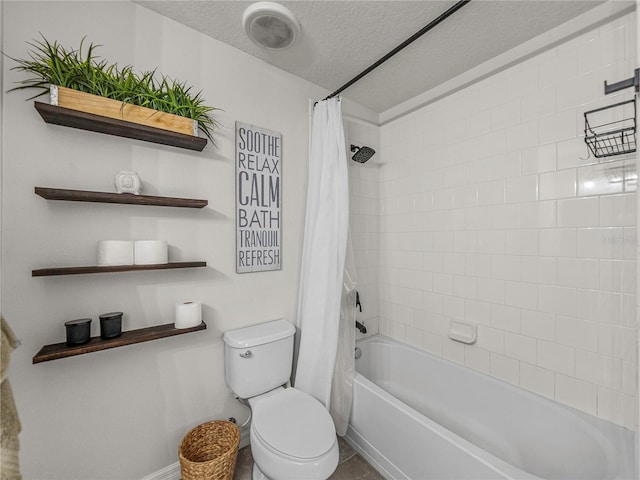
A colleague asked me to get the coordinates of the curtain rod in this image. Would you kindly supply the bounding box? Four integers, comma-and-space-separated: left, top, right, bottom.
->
323, 0, 471, 102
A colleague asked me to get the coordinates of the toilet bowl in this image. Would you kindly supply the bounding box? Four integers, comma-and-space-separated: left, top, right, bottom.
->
249, 388, 339, 480
223, 319, 339, 480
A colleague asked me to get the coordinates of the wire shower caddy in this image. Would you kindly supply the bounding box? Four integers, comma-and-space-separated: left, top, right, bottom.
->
584, 99, 636, 159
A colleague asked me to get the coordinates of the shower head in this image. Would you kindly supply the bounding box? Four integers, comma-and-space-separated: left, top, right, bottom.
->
350, 144, 375, 163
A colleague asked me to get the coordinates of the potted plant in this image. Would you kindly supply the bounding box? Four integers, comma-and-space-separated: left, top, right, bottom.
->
7, 36, 218, 142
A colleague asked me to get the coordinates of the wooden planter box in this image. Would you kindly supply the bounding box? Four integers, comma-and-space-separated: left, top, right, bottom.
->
50, 85, 198, 137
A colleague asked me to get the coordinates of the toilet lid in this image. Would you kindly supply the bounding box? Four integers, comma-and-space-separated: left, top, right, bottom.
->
252, 388, 336, 460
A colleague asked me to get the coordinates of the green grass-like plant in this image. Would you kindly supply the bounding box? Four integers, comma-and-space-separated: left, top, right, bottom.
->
7, 35, 219, 141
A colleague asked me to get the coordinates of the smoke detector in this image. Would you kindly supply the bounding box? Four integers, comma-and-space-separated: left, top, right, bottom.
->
243, 2, 300, 50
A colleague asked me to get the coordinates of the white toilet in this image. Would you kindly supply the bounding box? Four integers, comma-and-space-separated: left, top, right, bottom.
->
223, 319, 339, 480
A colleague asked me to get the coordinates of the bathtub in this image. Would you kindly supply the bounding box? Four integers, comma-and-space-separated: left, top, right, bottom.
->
346, 335, 635, 480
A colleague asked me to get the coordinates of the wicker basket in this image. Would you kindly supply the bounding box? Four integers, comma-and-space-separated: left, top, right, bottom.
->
179, 420, 240, 480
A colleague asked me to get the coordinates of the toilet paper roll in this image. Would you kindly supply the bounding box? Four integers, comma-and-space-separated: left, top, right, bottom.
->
134, 240, 168, 265
175, 301, 202, 329
97, 240, 134, 266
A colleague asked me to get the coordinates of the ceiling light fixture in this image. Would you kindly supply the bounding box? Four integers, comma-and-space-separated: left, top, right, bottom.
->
242, 2, 300, 50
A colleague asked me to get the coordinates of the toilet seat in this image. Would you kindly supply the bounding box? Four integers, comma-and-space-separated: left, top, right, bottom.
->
250, 388, 339, 479
252, 388, 336, 459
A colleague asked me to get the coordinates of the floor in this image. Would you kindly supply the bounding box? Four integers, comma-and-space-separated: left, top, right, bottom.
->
233, 436, 385, 480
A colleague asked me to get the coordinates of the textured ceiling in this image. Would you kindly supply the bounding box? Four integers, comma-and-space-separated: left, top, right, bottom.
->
134, 0, 609, 113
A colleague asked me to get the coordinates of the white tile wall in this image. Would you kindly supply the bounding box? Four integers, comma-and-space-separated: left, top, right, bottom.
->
347, 119, 380, 339
375, 12, 638, 429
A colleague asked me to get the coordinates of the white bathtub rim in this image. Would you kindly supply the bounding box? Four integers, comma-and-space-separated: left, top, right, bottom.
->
350, 370, 536, 480
353, 334, 633, 480
355, 335, 628, 479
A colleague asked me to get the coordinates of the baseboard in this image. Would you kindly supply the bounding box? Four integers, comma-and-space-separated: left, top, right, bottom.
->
140, 462, 181, 480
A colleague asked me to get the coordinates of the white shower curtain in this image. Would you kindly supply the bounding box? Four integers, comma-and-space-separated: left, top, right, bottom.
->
330, 233, 357, 435
294, 97, 350, 410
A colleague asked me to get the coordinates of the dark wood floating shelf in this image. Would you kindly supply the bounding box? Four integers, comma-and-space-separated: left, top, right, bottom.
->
32, 261, 207, 277
33, 321, 207, 364
35, 186, 208, 209
34, 102, 207, 152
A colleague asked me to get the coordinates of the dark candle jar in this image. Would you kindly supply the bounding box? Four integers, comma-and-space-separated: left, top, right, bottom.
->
65, 318, 92, 346
99, 312, 123, 339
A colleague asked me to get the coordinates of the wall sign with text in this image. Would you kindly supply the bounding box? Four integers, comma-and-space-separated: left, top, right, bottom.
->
235, 121, 282, 273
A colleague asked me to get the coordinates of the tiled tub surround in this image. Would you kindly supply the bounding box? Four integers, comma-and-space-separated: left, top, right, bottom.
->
347, 118, 381, 337
377, 13, 638, 429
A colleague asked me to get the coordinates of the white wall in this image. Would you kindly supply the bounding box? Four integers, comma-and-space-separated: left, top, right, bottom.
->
378, 10, 638, 429
0, 2, 375, 478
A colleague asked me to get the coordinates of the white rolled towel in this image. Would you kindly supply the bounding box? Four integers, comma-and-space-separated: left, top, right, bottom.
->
134, 240, 168, 265
97, 240, 134, 266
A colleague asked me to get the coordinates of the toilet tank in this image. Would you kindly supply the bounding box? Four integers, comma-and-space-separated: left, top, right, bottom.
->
223, 319, 296, 399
